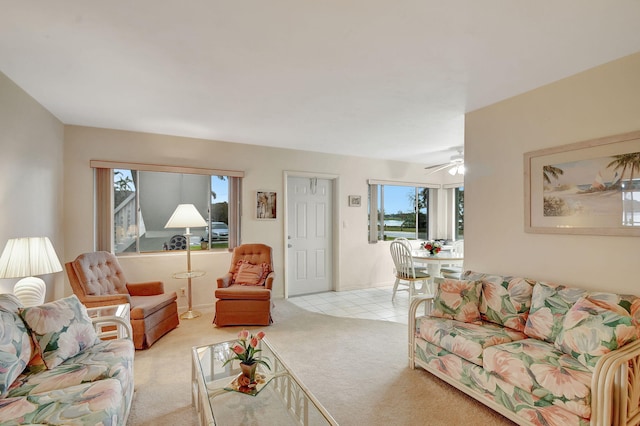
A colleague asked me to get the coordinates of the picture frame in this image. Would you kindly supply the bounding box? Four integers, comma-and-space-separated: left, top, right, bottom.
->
524, 130, 640, 236
256, 191, 277, 220
348, 195, 361, 207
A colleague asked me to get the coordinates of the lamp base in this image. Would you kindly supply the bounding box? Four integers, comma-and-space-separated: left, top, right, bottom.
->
180, 310, 201, 320
13, 276, 46, 307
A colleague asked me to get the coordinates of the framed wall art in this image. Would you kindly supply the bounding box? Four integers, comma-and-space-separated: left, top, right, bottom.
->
524, 130, 640, 236
256, 191, 277, 220
348, 195, 361, 207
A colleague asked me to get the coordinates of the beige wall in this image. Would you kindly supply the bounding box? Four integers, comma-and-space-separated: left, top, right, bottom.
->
464, 52, 640, 293
63, 126, 448, 311
0, 72, 65, 300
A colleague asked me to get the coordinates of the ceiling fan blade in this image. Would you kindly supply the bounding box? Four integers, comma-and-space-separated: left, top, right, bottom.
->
425, 163, 454, 175
424, 162, 448, 171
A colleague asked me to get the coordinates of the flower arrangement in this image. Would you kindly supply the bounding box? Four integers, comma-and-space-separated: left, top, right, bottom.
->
423, 240, 442, 255
223, 329, 271, 370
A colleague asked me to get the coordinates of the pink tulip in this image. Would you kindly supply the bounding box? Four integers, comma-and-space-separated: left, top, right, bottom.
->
255, 331, 265, 340
250, 337, 259, 348
238, 329, 250, 340
233, 344, 245, 354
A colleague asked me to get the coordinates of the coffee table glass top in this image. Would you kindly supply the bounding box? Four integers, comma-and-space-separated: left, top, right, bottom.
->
192, 338, 336, 426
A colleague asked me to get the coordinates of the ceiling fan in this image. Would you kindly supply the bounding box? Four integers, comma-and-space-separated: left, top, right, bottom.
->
424, 148, 465, 175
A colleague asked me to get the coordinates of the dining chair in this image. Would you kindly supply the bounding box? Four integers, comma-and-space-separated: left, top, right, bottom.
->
389, 241, 431, 301
394, 238, 429, 273
440, 240, 464, 279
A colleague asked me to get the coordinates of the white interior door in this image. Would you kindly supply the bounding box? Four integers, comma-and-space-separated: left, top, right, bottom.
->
287, 177, 332, 296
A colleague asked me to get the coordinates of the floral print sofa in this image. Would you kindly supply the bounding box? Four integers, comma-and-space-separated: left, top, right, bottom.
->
0, 294, 134, 425
409, 271, 640, 426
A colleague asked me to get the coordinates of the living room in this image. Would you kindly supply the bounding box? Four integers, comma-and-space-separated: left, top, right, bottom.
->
2, 3, 640, 425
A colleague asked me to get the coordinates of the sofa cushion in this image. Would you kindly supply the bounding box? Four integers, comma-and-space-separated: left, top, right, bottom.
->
6, 338, 134, 402
0, 379, 126, 425
0, 309, 32, 398
589, 291, 640, 337
430, 279, 482, 324
462, 271, 535, 332
483, 338, 593, 420
523, 282, 588, 344
20, 295, 99, 370
417, 316, 527, 366
554, 296, 638, 368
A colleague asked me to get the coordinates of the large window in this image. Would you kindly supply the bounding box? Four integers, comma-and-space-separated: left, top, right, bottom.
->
368, 180, 437, 242
93, 161, 243, 254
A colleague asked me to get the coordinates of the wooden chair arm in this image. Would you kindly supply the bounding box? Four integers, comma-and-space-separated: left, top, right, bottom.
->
126, 281, 164, 296
80, 294, 131, 308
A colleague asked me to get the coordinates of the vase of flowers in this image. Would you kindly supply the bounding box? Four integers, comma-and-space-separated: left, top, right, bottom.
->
223, 330, 271, 385
423, 241, 442, 255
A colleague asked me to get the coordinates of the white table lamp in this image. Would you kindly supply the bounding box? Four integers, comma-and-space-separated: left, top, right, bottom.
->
0, 237, 63, 306
165, 204, 207, 319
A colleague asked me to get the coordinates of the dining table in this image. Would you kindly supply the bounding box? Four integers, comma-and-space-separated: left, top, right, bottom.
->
411, 249, 464, 278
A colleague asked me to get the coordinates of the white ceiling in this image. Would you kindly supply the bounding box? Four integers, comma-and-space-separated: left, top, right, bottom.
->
2, 1, 640, 166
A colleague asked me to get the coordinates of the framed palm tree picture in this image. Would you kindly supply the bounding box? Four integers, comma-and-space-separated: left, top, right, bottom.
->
524, 130, 640, 236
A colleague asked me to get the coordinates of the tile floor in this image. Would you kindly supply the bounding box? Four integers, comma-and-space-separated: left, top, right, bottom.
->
287, 286, 412, 324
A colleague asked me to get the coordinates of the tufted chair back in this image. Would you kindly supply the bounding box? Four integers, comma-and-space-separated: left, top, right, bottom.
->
227, 243, 273, 276
68, 251, 129, 297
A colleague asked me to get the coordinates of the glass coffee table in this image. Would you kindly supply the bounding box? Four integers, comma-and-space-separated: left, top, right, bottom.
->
192, 338, 337, 426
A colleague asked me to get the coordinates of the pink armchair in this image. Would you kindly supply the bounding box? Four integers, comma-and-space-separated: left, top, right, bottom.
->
213, 243, 274, 327
66, 251, 179, 349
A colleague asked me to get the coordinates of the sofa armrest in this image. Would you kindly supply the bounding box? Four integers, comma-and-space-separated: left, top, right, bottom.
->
591, 339, 640, 426
217, 273, 233, 288
91, 315, 133, 341
126, 281, 164, 296
408, 295, 435, 370
81, 294, 131, 308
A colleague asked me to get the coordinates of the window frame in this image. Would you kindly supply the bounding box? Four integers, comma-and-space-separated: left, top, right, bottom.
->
443, 183, 464, 241
91, 160, 244, 254
367, 179, 440, 243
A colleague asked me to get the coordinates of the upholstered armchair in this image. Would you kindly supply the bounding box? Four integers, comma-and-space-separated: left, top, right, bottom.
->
65, 251, 179, 349
213, 243, 274, 327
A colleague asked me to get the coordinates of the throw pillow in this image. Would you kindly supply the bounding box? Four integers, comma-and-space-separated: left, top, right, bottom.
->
430, 279, 482, 323
0, 309, 32, 398
523, 282, 588, 344
477, 273, 535, 332
555, 296, 638, 368
20, 295, 99, 370
235, 261, 270, 286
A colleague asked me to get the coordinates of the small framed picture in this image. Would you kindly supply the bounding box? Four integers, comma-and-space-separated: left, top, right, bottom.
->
348, 195, 361, 207
256, 191, 277, 220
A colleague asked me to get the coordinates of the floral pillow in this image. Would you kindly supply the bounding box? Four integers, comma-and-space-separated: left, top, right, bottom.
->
20, 295, 99, 369
233, 260, 270, 286
523, 281, 588, 343
555, 296, 638, 368
463, 272, 535, 332
0, 309, 32, 397
430, 279, 482, 323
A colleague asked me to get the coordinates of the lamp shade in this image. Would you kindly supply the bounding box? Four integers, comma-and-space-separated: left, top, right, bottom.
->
0, 237, 63, 279
164, 204, 207, 229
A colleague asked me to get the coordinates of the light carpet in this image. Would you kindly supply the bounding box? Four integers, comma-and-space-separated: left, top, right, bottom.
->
128, 299, 515, 426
